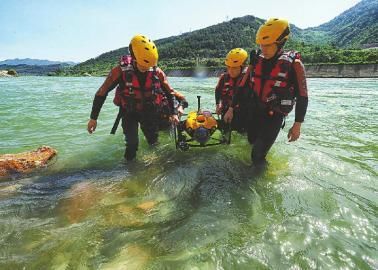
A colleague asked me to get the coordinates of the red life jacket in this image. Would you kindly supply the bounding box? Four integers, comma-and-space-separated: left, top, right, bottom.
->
250, 51, 300, 115
113, 55, 166, 112
220, 70, 245, 108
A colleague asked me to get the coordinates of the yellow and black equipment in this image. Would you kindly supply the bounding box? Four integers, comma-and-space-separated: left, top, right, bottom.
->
173, 96, 231, 151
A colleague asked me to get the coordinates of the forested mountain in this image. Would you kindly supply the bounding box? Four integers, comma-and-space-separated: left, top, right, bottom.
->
59, 0, 378, 76
308, 0, 378, 48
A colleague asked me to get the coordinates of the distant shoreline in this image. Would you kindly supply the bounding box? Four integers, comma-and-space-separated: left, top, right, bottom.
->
165, 63, 378, 78
2, 63, 377, 78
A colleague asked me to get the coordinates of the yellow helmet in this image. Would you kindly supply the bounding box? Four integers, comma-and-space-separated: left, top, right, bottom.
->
256, 18, 290, 45
130, 34, 158, 68
225, 48, 248, 67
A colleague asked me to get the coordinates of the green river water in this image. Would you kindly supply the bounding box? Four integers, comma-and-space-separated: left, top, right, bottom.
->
0, 76, 377, 269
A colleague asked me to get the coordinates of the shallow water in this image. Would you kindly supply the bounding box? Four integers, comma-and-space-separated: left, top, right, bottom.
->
0, 76, 377, 269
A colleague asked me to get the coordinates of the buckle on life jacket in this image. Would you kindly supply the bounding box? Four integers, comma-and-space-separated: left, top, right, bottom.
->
266, 94, 277, 102
281, 100, 293, 106
279, 54, 293, 63
223, 86, 232, 95
274, 81, 282, 87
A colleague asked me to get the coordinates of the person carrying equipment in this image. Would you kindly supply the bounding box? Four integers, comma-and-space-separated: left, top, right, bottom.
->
215, 48, 248, 133
87, 34, 187, 161
224, 18, 309, 166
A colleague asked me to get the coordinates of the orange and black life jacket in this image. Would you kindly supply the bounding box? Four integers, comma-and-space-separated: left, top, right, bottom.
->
219, 70, 245, 108
250, 51, 300, 115
220, 74, 237, 107
113, 55, 167, 112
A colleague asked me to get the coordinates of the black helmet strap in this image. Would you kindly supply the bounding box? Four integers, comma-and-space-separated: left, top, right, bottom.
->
276, 27, 290, 44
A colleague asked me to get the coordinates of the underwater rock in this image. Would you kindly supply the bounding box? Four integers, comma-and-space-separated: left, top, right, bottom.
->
0, 146, 57, 178
60, 181, 102, 224
136, 201, 157, 212
101, 244, 150, 270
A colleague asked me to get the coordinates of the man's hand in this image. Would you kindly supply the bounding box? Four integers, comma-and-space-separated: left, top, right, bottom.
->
177, 105, 184, 117
215, 104, 222, 115
170, 115, 180, 125
288, 122, 301, 142
223, 107, 234, 123
87, 119, 97, 134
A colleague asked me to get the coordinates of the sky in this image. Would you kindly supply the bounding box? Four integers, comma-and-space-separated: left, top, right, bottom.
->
0, 0, 360, 62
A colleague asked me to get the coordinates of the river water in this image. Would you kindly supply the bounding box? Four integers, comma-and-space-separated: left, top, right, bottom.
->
0, 76, 377, 269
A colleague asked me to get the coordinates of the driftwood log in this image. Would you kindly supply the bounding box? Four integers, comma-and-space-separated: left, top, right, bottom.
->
0, 146, 57, 178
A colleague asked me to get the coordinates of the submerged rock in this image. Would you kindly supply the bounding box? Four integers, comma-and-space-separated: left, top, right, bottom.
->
59, 181, 102, 224
0, 146, 57, 178
101, 244, 150, 270
136, 200, 157, 212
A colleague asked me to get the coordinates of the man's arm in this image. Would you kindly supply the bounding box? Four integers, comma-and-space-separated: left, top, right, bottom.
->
156, 68, 181, 124
88, 66, 122, 134
292, 59, 308, 123
288, 59, 308, 141
215, 74, 225, 105
90, 66, 122, 120
157, 68, 179, 115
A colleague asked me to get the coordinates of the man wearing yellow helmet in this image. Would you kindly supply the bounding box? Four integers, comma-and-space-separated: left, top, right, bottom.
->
215, 48, 248, 133
224, 18, 309, 166
87, 34, 187, 161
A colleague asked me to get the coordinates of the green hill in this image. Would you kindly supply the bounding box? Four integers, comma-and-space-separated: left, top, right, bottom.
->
308, 0, 378, 48
59, 0, 378, 76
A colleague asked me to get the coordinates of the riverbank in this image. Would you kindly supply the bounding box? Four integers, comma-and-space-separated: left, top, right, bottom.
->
3, 63, 377, 78
165, 63, 378, 78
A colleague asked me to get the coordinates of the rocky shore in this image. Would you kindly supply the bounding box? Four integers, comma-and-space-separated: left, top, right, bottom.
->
0, 70, 17, 77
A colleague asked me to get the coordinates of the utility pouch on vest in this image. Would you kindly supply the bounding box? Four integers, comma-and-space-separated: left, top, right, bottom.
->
269, 87, 295, 115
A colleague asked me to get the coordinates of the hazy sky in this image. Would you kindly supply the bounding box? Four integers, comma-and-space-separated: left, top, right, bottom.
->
0, 0, 360, 62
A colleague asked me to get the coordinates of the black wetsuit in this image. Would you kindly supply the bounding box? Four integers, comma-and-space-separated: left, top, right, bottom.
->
233, 53, 308, 165
121, 69, 159, 159
90, 63, 182, 161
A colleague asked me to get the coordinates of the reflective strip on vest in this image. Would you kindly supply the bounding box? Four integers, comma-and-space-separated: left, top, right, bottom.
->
274, 81, 282, 87
281, 100, 293, 106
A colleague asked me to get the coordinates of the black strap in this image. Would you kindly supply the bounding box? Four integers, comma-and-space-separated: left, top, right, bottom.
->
281, 116, 286, 129
135, 70, 147, 107
110, 107, 123, 134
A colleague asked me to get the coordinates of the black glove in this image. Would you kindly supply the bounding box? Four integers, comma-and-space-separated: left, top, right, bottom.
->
249, 49, 261, 66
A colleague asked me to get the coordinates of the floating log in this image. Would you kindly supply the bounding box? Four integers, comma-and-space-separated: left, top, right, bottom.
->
0, 146, 57, 178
